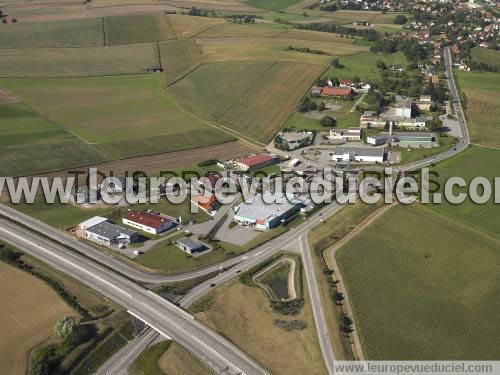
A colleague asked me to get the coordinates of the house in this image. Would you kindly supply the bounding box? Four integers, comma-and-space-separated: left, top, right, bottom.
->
331, 147, 385, 163
175, 237, 207, 254
390, 64, 404, 71
191, 194, 218, 216
84, 221, 138, 246
429, 74, 439, 83
233, 154, 278, 171
233, 193, 301, 230
122, 211, 177, 235
360, 111, 379, 127
415, 95, 432, 111
339, 79, 354, 87
321, 87, 354, 98
311, 86, 323, 96
328, 128, 361, 141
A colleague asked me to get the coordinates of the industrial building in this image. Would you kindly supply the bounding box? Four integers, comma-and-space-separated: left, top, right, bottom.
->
233, 154, 278, 171
331, 147, 385, 163
367, 132, 433, 146
175, 237, 207, 254
81, 217, 138, 246
328, 128, 361, 142
233, 193, 301, 230
123, 211, 177, 235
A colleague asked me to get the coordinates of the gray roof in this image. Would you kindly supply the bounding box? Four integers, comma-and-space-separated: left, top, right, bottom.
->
234, 193, 299, 222
86, 221, 136, 240
176, 237, 205, 251
332, 147, 385, 157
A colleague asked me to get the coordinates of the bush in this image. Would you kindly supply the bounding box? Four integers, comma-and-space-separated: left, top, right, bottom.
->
320, 116, 336, 127
271, 299, 304, 315
274, 319, 307, 331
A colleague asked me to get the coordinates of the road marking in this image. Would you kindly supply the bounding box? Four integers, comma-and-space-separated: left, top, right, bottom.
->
0, 224, 132, 298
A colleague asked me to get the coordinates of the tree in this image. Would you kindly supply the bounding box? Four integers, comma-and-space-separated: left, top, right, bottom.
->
376, 59, 387, 70
318, 101, 326, 111
320, 116, 336, 127
394, 15, 407, 25
11, 18, 17, 23
331, 58, 341, 68
427, 117, 443, 131
55, 316, 78, 340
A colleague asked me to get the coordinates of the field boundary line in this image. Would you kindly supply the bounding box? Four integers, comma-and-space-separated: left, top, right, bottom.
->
322, 202, 398, 361
470, 142, 500, 150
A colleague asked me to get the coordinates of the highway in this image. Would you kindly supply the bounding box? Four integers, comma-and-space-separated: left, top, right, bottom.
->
0, 46, 470, 374
0, 218, 268, 375
299, 235, 337, 374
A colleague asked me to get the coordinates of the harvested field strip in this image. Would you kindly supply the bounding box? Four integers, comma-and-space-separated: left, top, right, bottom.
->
0, 262, 74, 375
0, 44, 158, 77
34, 140, 259, 178
0, 88, 21, 104
166, 14, 225, 38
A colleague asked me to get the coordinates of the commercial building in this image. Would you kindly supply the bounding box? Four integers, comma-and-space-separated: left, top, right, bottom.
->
366, 132, 433, 146
328, 128, 361, 142
331, 147, 385, 163
78, 216, 108, 231
233, 193, 301, 230
395, 101, 412, 118
275, 131, 313, 150
82, 219, 138, 246
122, 211, 177, 235
233, 154, 278, 171
175, 237, 207, 254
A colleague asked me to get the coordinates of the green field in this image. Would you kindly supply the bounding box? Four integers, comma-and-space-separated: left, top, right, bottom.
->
0, 74, 234, 162
161, 39, 201, 84
103, 15, 175, 45
470, 47, 500, 70
0, 18, 104, 48
429, 145, 500, 240
324, 51, 408, 81
0, 43, 159, 77
457, 71, 500, 147
244, 0, 303, 11
337, 204, 500, 360
170, 61, 325, 143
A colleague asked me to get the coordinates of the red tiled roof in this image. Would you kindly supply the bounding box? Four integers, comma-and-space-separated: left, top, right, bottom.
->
340, 80, 353, 86
124, 211, 172, 229
191, 194, 218, 211
322, 87, 353, 97
238, 154, 274, 168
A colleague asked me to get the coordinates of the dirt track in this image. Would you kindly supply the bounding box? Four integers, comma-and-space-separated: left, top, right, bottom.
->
32, 140, 260, 179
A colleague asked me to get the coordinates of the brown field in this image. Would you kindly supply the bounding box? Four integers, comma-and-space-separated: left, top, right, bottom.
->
161, 39, 202, 84
85, 4, 180, 17
221, 62, 326, 141
0, 262, 75, 375
32, 140, 259, 178
163, 0, 261, 12
167, 14, 225, 38
0, 88, 21, 104
194, 281, 326, 375
196, 22, 287, 38
196, 37, 367, 64
158, 342, 211, 375
1, 2, 84, 22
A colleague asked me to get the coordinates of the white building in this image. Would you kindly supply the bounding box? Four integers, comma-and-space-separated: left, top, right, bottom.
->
122, 211, 177, 235
331, 147, 385, 163
328, 128, 361, 141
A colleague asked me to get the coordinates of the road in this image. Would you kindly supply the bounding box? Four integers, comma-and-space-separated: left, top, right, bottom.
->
0, 218, 268, 375
96, 328, 161, 375
0, 47, 470, 374
299, 235, 337, 374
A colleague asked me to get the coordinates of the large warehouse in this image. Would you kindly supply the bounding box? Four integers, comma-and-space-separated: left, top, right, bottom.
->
122, 211, 177, 235
331, 147, 385, 163
233, 193, 301, 230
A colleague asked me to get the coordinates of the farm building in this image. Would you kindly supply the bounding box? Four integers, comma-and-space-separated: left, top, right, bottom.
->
339, 79, 354, 87
82, 218, 138, 246
233, 193, 301, 230
331, 147, 385, 163
175, 237, 207, 254
328, 128, 361, 142
233, 154, 278, 171
122, 211, 177, 235
321, 86, 354, 98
